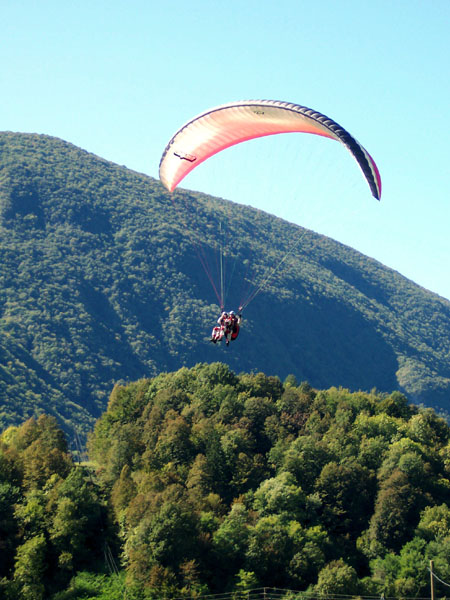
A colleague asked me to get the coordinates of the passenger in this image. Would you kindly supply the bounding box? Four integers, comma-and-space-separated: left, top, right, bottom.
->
210, 311, 242, 345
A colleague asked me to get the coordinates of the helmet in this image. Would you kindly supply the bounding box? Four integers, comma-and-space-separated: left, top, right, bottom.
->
229, 311, 235, 315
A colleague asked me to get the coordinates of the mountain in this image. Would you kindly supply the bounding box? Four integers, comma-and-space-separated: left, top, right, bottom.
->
0, 132, 449, 437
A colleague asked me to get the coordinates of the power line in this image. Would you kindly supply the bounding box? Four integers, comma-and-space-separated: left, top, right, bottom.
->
168, 587, 432, 600
429, 567, 450, 589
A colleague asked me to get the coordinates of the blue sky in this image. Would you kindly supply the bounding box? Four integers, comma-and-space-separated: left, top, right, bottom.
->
2, 0, 449, 300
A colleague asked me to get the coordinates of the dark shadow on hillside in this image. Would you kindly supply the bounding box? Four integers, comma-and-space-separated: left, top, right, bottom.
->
76, 280, 156, 383
1, 180, 45, 229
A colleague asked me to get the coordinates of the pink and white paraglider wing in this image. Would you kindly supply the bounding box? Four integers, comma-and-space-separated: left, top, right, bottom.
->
159, 100, 381, 200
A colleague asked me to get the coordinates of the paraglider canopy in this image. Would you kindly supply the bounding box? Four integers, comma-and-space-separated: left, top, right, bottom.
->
159, 99, 382, 199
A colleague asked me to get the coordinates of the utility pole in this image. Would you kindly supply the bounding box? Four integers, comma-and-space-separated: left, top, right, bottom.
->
430, 560, 435, 600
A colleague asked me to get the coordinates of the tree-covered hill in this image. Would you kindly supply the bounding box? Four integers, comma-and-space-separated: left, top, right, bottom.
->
79, 365, 450, 597
2, 365, 450, 599
0, 131, 449, 436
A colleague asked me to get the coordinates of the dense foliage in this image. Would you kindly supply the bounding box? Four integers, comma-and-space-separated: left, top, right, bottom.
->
2, 364, 450, 598
0, 414, 115, 599
1, 132, 449, 440
86, 363, 450, 598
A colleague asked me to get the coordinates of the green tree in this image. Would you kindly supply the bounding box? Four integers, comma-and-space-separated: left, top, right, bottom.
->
313, 559, 360, 596
245, 515, 292, 586
287, 523, 328, 587
14, 534, 47, 600
370, 537, 428, 597
14, 488, 47, 540
213, 502, 250, 577
0, 482, 20, 577
126, 499, 200, 586
361, 469, 424, 557
14, 416, 72, 489
234, 568, 259, 592
111, 464, 137, 518
154, 411, 194, 468
282, 435, 330, 493
416, 503, 450, 541
186, 454, 214, 508
314, 459, 375, 540
276, 382, 315, 436
253, 471, 306, 521
49, 467, 105, 571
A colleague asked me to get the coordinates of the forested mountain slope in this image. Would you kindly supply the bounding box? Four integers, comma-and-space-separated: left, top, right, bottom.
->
0, 132, 449, 436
